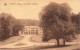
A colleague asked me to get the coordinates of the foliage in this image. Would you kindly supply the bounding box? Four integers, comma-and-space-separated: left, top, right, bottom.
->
71, 13, 80, 34
18, 19, 39, 26
40, 2, 76, 46
0, 13, 24, 40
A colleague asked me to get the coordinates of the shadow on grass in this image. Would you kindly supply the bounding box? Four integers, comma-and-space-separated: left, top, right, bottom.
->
73, 48, 80, 50
23, 45, 72, 50
35, 45, 71, 49
0, 45, 72, 50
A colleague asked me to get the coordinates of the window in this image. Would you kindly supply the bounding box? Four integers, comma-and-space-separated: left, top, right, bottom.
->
36, 30, 38, 35
31, 30, 34, 31
31, 28, 35, 29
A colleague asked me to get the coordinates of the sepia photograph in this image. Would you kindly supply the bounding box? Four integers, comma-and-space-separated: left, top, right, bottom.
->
0, 0, 80, 50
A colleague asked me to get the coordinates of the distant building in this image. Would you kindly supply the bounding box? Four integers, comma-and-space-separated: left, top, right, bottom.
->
23, 26, 43, 35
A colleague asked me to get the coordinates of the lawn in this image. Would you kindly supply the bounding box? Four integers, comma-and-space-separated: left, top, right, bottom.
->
0, 44, 80, 50
29, 34, 80, 43
0, 36, 24, 46
0, 34, 80, 50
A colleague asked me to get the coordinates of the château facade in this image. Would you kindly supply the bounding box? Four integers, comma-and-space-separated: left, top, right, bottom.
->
23, 26, 43, 35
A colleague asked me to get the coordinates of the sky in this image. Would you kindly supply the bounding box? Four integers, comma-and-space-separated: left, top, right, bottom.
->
0, 0, 80, 20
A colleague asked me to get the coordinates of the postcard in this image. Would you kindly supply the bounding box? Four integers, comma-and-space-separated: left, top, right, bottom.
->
0, 0, 80, 50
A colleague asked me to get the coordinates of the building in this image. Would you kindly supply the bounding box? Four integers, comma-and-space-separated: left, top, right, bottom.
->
23, 26, 43, 35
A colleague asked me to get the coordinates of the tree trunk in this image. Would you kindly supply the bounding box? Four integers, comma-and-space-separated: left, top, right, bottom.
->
63, 39, 66, 46
56, 39, 60, 46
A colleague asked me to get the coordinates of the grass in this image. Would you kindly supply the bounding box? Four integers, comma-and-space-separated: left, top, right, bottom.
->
73, 48, 80, 50
29, 35, 56, 43
0, 43, 80, 50
14, 42, 26, 46
29, 34, 80, 43
0, 35, 80, 50
0, 36, 24, 46
29, 35, 42, 43
0, 44, 74, 50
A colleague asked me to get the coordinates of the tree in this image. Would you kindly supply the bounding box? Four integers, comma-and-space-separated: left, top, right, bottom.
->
39, 2, 76, 46
12, 20, 24, 36
0, 13, 24, 40
0, 13, 15, 40
71, 13, 80, 34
